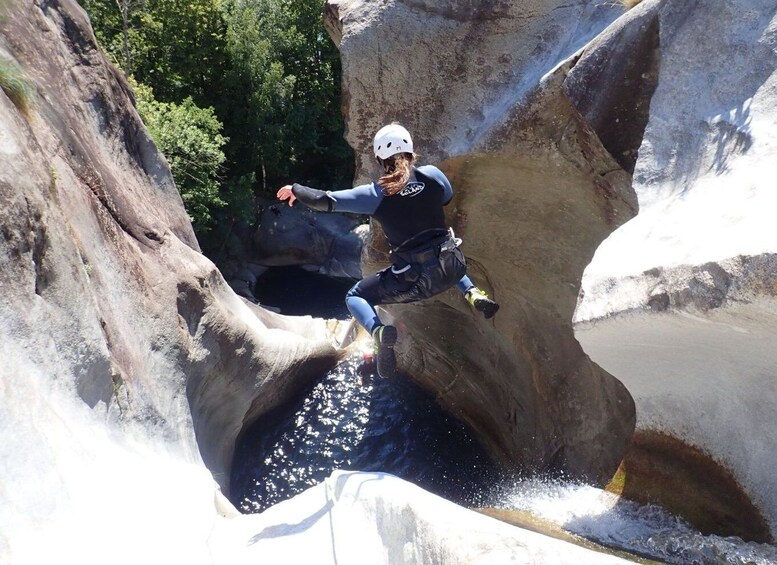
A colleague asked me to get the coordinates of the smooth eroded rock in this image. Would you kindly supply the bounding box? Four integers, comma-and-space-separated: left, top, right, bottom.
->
330, 0, 638, 482
574, 0, 777, 534
0, 0, 341, 502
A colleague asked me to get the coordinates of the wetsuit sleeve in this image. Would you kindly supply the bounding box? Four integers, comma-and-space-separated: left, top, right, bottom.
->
328, 183, 382, 215
291, 183, 335, 212
417, 165, 453, 205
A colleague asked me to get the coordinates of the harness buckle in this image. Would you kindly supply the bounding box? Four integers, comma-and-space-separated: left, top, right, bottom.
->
440, 228, 462, 253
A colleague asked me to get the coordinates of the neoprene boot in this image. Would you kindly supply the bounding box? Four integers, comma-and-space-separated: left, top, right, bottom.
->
465, 287, 499, 319
372, 324, 398, 378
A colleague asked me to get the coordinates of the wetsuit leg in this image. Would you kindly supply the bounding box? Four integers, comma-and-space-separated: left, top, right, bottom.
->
456, 274, 474, 294
346, 275, 383, 334
345, 266, 420, 333
347, 257, 468, 334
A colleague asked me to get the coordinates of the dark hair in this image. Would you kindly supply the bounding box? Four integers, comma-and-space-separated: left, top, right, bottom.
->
378, 152, 415, 196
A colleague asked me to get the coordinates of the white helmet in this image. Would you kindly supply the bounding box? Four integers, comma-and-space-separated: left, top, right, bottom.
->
373, 123, 414, 160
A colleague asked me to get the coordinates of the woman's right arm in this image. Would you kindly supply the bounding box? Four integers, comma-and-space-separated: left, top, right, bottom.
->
328, 183, 382, 214
278, 183, 382, 215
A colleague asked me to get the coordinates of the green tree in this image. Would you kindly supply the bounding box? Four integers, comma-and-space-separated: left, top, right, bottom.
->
81, 0, 353, 244
82, 0, 229, 108
221, 0, 353, 191
133, 81, 228, 232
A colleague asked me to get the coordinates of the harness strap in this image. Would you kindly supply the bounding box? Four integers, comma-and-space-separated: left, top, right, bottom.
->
390, 264, 412, 274
390, 228, 461, 266
392, 228, 449, 253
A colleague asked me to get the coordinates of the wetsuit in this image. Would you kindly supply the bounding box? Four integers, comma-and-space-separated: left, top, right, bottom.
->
291, 165, 475, 334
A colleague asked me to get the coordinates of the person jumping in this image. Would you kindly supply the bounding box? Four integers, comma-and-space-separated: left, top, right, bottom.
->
277, 123, 498, 378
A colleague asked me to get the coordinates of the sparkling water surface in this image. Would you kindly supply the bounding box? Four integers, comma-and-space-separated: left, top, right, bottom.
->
230, 357, 777, 565
230, 357, 500, 514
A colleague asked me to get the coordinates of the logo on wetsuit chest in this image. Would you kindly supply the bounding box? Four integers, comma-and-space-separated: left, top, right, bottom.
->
398, 182, 425, 197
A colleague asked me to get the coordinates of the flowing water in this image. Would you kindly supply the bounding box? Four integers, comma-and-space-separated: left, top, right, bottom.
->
498, 478, 777, 564
234, 269, 777, 564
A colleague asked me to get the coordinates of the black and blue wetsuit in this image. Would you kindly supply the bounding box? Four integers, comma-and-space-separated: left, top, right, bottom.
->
291, 165, 475, 334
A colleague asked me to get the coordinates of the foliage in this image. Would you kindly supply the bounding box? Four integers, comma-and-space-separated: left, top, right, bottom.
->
0, 58, 34, 113
82, 0, 229, 107
81, 0, 354, 245
220, 0, 353, 191
133, 80, 228, 232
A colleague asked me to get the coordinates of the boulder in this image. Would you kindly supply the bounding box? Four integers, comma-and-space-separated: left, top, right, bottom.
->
251, 202, 367, 279
219, 201, 365, 303
326, 0, 637, 482
572, 0, 777, 536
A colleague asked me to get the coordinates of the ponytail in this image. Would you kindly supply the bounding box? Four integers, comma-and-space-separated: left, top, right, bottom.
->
378, 152, 415, 196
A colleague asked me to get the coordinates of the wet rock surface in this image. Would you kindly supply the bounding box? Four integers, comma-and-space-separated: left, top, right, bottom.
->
575, 0, 777, 535
0, 0, 340, 496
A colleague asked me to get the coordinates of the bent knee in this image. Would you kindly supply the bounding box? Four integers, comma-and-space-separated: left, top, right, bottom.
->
346, 282, 363, 300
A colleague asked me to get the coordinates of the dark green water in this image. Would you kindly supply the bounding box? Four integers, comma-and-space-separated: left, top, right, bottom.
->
229, 357, 500, 514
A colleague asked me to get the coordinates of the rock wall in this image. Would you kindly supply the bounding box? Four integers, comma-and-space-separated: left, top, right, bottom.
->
0, 0, 340, 516
326, 0, 624, 181
325, 0, 637, 482
573, 0, 777, 536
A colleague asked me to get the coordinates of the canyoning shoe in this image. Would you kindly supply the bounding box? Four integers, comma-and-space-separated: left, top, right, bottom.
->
373, 324, 398, 379
466, 287, 499, 319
